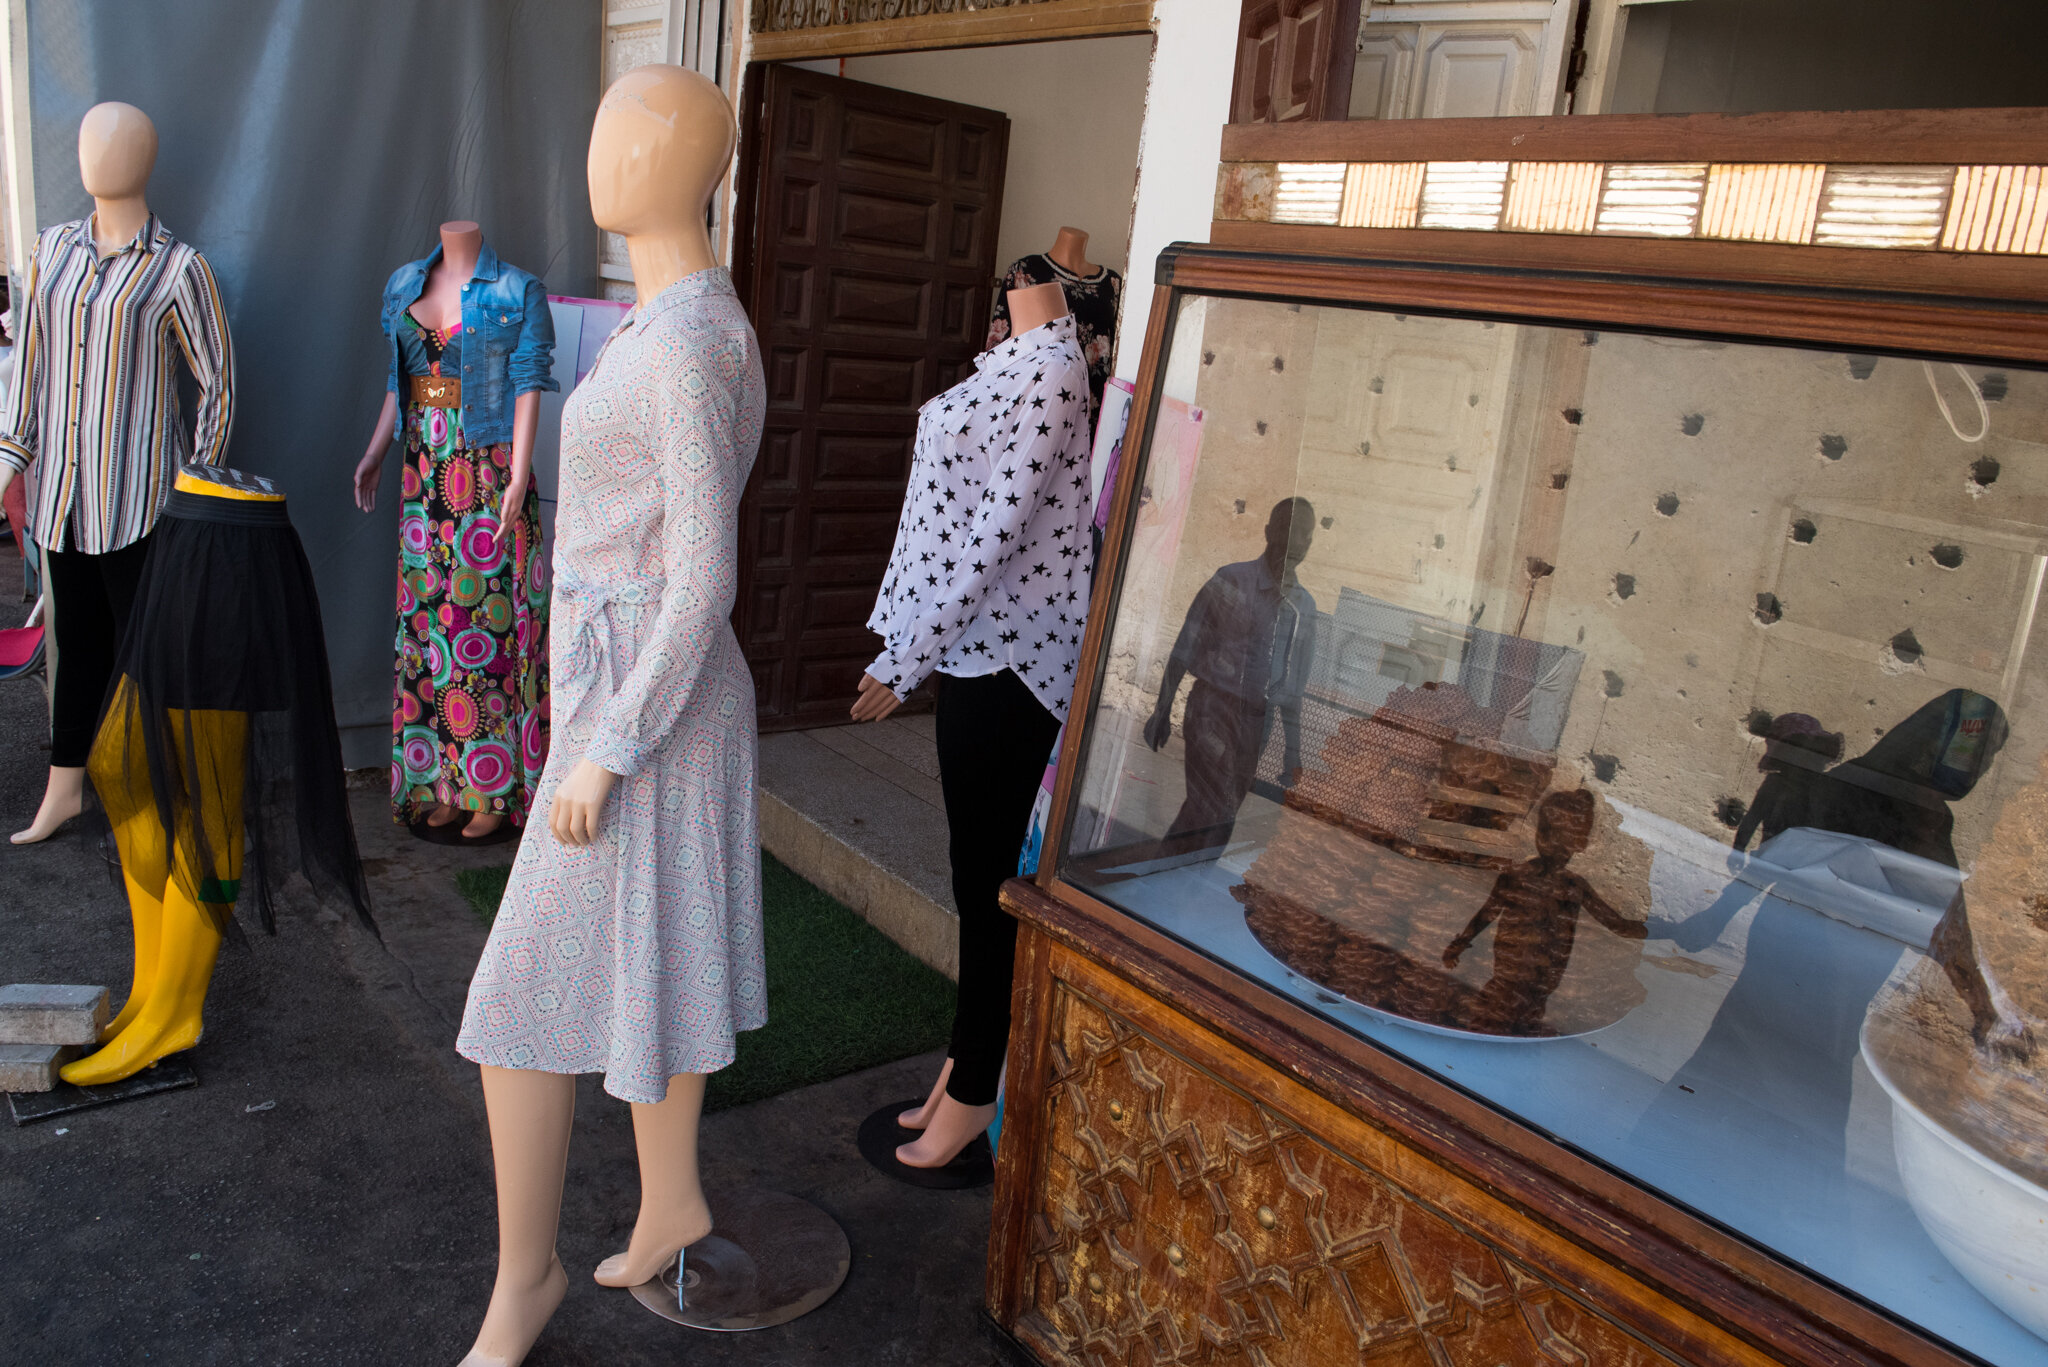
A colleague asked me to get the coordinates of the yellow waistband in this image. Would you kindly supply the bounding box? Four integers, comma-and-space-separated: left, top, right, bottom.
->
175, 468, 285, 503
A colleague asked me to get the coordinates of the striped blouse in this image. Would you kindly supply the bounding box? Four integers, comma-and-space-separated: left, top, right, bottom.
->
0, 214, 235, 553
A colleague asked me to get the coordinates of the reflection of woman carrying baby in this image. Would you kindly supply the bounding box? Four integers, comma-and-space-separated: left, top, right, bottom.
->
1443, 790, 1646, 1035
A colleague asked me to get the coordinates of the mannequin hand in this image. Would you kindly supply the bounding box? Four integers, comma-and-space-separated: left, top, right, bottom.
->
353, 449, 385, 512
850, 673, 903, 723
548, 761, 617, 846
1143, 706, 1171, 751
493, 473, 529, 549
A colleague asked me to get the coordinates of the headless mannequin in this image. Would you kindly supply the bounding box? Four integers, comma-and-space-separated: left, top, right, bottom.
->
1045, 225, 1099, 278
457, 65, 734, 1367
353, 220, 541, 839
9, 103, 160, 845
854, 281, 1073, 1168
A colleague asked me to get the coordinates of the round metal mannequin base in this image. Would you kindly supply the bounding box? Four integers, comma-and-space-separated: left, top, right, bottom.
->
627, 1186, 850, 1332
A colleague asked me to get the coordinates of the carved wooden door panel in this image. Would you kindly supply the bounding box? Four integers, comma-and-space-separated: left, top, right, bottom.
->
733, 65, 1009, 729
1233, 0, 1362, 124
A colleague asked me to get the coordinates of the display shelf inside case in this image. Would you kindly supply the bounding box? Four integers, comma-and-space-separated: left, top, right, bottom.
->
1057, 268, 2048, 1366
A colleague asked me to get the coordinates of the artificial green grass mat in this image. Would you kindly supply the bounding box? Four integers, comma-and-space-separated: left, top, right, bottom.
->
454, 854, 953, 1112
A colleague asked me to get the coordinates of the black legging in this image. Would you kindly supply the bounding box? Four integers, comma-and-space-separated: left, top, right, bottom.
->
43, 534, 153, 768
935, 669, 1061, 1106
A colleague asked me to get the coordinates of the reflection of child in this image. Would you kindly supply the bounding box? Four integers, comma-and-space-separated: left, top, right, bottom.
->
1732, 713, 1843, 852
1442, 790, 1645, 1034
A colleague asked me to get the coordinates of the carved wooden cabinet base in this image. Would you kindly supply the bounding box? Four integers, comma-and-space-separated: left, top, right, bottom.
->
989, 922, 1781, 1367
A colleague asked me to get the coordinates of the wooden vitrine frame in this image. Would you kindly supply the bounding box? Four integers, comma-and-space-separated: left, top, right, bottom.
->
987, 109, 2048, 1367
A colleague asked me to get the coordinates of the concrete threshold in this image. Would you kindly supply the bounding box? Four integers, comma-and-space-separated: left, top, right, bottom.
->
756, 716, 959, 980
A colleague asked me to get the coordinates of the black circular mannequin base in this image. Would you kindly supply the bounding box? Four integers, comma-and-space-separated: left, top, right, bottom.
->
856, 1098, 995, 1190
627, 1186, 850, 1332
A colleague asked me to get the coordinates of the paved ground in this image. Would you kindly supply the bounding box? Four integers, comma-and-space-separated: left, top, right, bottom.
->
0, 546, 1011, 1366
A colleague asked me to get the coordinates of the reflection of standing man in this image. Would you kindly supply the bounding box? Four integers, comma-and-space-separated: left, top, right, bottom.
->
1145, 497, 1318, 843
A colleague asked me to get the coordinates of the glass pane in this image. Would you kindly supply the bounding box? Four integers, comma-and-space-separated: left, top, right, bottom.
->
1062, 291, 2048, 1364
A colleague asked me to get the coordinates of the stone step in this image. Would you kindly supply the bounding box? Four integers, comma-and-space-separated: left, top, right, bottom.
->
0, 1041, 81, 1092
0, 984, 111, 1046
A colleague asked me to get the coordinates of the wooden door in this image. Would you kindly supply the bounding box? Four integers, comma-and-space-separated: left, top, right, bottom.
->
732, 65, 1009, 730
1233, 0, 1363, 123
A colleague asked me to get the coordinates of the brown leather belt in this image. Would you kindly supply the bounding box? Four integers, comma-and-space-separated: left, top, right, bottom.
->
409, 374, 460, 408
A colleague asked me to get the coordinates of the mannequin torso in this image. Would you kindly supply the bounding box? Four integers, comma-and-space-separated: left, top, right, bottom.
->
411, 221, 482, 332
1046, 225, 1098, 279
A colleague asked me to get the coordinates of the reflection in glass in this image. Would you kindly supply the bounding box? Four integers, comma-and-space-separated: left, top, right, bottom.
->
1061, 292, 2048, 1363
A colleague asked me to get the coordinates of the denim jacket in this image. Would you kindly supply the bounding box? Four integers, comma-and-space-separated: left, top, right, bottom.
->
380, 239, 557, 444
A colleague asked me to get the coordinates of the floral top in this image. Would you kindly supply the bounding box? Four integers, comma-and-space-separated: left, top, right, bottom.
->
985, 254, 1122, 427
866, 314, 1093, 719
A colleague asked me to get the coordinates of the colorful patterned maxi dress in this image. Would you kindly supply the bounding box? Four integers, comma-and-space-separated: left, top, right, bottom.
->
390, 317, 550, 826
455, 268, 767, 1103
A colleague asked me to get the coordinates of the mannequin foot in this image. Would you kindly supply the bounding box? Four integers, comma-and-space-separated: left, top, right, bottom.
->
60, 1009, 203, 1087
898, 1058, 955, 1130
462, 812, 506, 840
896, 1095, 997, 1169
460, 1252, 567, 1367
12, 768, 85, 844
592, 1196, 713, 1287
425, 804, 463, 829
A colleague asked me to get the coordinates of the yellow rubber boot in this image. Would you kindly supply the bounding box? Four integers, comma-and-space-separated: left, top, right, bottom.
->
61, 886, 224, 1086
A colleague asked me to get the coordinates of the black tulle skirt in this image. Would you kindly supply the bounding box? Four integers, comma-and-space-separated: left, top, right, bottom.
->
88, 487, 375, 935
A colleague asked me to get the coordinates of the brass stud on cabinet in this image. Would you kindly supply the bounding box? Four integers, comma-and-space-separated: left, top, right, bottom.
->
1256, 1205, 1279, 1230
1166, 1243, 1186, 1268
1106, 1100, 1126, 1122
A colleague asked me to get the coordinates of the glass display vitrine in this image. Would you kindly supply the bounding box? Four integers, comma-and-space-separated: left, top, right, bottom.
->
1053, 245, 2048, 1366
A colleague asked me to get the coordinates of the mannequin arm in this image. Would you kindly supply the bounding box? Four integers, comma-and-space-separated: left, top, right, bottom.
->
0, 241, 47, 487
495, 390, 540, 544
169, 254, 236, 465
354, 392, 399, 513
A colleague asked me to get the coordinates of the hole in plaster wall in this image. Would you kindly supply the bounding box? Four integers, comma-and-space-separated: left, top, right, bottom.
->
1356, 441, 1372, 457
1368, 376, 1384, 393
1971, 457, 2000, 488
1551, 472, 1570, 490
1393, 314, 1407, 322
1525, 558, 1555, 580
1685, 652, 1698, 667
1602, 670, 1625, 698
1583, 331, 1600, 346
1254, 420, 1268, 436
1715, 797, 1747, 829
1466, 393, 1480, 407
1747, 709, 1775, 737
1272, 356, 1285, 373
1754, 593, 1783, 625
1680, 414, 1706, 437
1819, 435, 1847, 461
1930, 543, 1964, 569
1790, 518, 1817, 544
1612, 573, 1637, 600
1981, 371, 2009, 402
1320, 516, 1333, 529
1562, 408, 1583, 425
1655, 493, 1680, 517
1233, 499, 1246, 515
1446, 455, 1459, 472
1887, 629, 1924, 668
1202, 349, 1215, 366
1589, 754, 1619, 782
1847, 355, 1878, 380
1432, 533, 1445, 549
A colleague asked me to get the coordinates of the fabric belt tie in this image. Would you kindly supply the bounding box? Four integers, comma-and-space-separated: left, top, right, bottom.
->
163, 487, 291, 527
555, 573, 664, 683
410, 374, 460, 407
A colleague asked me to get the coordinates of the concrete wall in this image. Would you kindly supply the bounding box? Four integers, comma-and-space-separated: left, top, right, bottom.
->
838, 36, 1153, 282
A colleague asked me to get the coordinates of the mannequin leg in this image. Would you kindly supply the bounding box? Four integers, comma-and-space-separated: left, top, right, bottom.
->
593, 1072, 712, 1287
98, 854, 168, 1043
463, 1066, 575, 1367
90, 700, 171, 1042
11, 766, 86, 845
61, 882, 222, 1085
897, 1057, 954, 1130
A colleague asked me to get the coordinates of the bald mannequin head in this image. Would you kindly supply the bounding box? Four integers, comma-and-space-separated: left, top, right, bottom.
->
587, 65, 736, 237
78, 102, 156, 201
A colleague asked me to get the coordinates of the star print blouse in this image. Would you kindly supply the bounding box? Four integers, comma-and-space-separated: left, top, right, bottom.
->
866, 313, 1094, 719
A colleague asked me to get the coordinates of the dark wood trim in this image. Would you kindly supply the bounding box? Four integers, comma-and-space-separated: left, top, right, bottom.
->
1184, 234, 2048, 361
1033, 284, 1177, 893
744, 0, 1153, 61
1318, 0, 1361, 125
1219, 105, 2048, 167
999, 877, 1966, 1367
987, 915, 1060, 1325
728, 63, 770, 323
1208, 220, 2048, 307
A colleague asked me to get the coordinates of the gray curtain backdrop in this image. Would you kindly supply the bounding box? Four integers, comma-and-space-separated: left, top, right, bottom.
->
26, 0, 601, 767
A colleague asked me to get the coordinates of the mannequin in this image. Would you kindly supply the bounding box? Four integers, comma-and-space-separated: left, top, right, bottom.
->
454, 65, 756, 1367
8, 104, 173, 844
1045, 225, 1097, 278
355, 221, 547, 842
855, 280, 1090, 1172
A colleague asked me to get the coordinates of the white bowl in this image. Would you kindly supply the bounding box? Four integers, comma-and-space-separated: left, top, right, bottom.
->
1864, 1021, 2048, 1343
